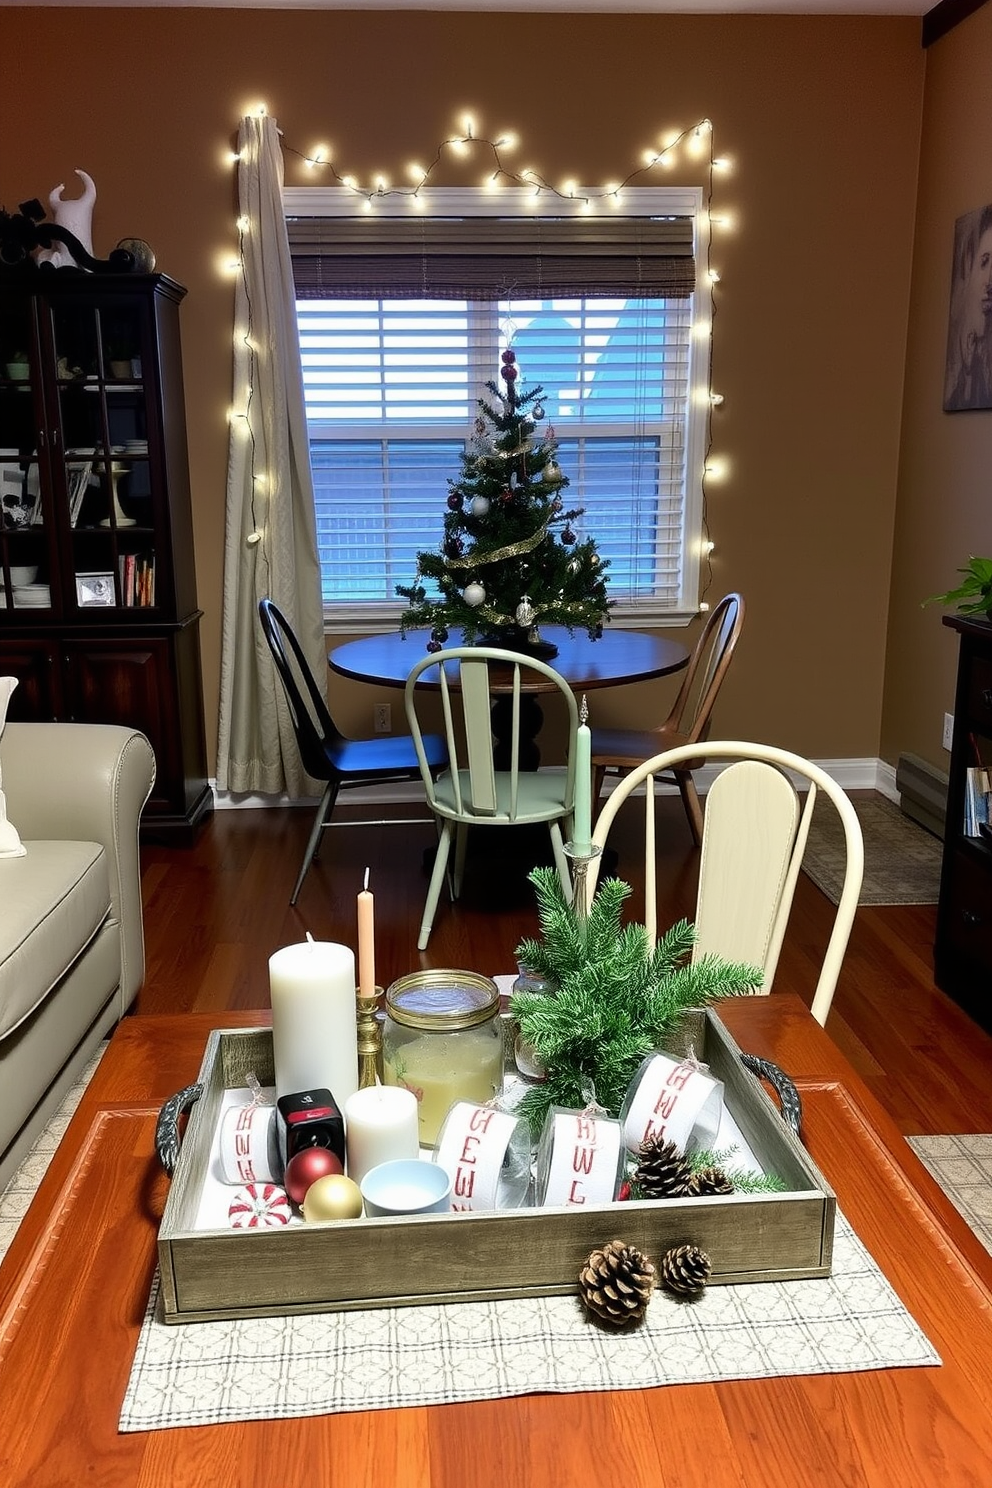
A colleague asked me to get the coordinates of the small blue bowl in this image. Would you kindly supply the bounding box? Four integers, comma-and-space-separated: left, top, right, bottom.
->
360, 1158, 452, 1217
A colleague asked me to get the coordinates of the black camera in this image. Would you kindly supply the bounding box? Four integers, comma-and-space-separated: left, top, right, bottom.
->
276, 1088, 345, 1168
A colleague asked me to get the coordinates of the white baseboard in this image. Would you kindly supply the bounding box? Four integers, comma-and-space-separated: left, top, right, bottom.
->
210, 757, 898, 811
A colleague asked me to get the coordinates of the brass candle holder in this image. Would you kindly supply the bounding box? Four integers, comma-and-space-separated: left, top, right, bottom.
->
356, 984, 384, 1088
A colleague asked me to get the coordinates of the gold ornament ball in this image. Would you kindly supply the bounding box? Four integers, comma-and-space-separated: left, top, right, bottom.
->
302, 1173, 364, 1222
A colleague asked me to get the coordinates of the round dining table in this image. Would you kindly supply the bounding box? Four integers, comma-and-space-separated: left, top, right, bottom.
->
329, 625, 689, 769
329, 625, 689, 694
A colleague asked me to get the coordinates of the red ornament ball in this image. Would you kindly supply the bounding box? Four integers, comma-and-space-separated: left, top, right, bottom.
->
283, 1146, 343, 1205
501, 349, 516, 364
500, 364, 518, 382
447, 493, 462, 510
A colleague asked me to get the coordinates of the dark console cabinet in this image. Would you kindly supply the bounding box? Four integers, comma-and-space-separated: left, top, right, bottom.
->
0, 271, 210, 840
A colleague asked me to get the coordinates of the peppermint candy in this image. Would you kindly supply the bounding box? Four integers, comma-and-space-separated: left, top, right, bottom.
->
227, 1182, 292, 1229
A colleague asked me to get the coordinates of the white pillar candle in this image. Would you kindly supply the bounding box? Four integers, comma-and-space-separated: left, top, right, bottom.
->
343, 1084, 420, 1185
269, 936, 358, 1105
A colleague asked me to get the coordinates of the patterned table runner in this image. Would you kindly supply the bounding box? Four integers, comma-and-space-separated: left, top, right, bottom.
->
119, 1212, 939, 1431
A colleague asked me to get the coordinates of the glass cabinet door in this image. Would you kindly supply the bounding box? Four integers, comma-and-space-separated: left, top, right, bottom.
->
49, 299, 156, 612
0, 300, 48, 614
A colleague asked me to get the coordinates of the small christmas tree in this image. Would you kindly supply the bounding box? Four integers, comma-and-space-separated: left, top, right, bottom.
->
396, 348, 612, 656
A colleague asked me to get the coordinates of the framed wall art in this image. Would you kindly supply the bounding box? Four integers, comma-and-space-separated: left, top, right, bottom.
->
944, 203, 992, 412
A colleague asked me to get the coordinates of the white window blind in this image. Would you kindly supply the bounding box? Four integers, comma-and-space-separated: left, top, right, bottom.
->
285, 187, 709, 629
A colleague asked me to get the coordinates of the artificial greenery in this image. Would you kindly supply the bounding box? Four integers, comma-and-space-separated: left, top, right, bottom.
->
510, 867, 763, 1136
683, 1147, 787, 1195
924, 555, 992, 618
626, 1144, 788, 1201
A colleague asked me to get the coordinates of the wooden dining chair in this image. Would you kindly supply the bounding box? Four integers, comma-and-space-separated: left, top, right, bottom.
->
404, 646, 579, 951
258, 599, 447, 904
590, 593, 745, 843
586, 740, 865, 1026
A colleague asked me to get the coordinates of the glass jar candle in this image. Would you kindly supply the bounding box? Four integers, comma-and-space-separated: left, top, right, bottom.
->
383, 971, 504, 1145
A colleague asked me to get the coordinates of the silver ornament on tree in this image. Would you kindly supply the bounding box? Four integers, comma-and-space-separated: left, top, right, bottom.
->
471, 496, 490, 517
464, 581, 486, 607
543, 460, 561, 482
515, 595, 535, 627
533, 402, 545, 421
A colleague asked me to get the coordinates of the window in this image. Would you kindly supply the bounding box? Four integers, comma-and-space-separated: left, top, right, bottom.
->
285, 187, 709, 630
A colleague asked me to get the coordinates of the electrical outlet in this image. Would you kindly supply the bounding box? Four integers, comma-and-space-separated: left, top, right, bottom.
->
374, 703, 391, 734
943, 712, 954, 751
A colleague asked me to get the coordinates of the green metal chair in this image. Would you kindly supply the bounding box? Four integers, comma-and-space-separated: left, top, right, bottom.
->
404, 646, 579, 951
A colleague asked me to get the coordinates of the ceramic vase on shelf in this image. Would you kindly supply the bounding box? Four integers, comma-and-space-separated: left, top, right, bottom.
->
99, 462, 135, 528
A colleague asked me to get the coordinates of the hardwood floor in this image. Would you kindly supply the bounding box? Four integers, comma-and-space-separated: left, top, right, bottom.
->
136, 792, 992, 1136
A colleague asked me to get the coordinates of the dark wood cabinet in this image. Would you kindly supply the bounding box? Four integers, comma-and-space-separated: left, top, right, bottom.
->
0, 271, 210, 840
934, 614, 992, 1032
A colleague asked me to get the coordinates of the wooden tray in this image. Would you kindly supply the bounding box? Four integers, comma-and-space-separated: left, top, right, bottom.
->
156, 1010, 835, 1325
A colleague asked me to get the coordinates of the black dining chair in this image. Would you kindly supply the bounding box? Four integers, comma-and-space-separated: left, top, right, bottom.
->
258, 598, 448, 904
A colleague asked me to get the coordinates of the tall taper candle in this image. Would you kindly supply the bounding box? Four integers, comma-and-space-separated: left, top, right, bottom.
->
357, 866, 376, 1000
269, 934, 358, 1104
572, 694, 592, 854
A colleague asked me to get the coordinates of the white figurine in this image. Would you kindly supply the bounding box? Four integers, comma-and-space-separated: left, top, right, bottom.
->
37, 169, 97, 268
0, 676, 26, 858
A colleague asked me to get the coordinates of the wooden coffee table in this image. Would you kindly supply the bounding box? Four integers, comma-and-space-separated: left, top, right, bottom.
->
2, 995, 992, 1486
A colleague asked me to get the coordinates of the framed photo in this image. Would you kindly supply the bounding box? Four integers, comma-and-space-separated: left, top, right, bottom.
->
75, 571, 116, 607
0, 461, 30, 529
944, 203, 992, 411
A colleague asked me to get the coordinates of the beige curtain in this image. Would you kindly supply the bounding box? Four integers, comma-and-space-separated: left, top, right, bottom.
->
215, 113, 326, 796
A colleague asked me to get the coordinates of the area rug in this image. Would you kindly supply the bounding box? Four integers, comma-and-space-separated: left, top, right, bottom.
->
802, 794, 943, 907
906, 1134, 992, 1254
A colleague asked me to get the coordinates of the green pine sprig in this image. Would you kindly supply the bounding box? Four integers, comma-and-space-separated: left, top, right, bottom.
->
511, 867, 763, 1136
686, 1146, 788, 1194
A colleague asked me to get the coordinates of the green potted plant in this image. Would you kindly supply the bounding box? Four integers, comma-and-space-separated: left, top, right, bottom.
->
105, 342, 133, 379
924, 556, 992, 619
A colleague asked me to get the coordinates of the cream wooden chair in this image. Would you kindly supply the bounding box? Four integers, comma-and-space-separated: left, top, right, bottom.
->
587, 741, 865, 1026
405, 646, 578, 951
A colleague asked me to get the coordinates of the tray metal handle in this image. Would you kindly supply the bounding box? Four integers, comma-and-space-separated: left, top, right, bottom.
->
155, 1083, 203, 1178
738, 1052, 803, 1140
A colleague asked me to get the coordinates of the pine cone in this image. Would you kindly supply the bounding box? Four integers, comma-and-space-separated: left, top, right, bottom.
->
632, 1136, 691, 1199
578, 1239, 656, 1327
660, 1243, 712, 1296
687, 1166, 734, 1197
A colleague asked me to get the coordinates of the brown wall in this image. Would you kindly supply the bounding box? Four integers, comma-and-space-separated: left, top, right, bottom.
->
0, 10, 924, 775
882, 3, 992, 774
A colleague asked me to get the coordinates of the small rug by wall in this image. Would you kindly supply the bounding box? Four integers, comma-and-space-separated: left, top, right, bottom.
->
907, 1134, 992, 1254
802, 794, 943, 907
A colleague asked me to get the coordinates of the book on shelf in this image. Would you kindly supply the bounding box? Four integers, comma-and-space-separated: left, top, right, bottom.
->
67, 462, 94, 527
118, 552, 155, 607
964, 734, 992, 836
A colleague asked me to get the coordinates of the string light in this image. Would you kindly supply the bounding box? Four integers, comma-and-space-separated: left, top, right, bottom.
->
236, 111, 731, 614
282, 113, 731, 212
